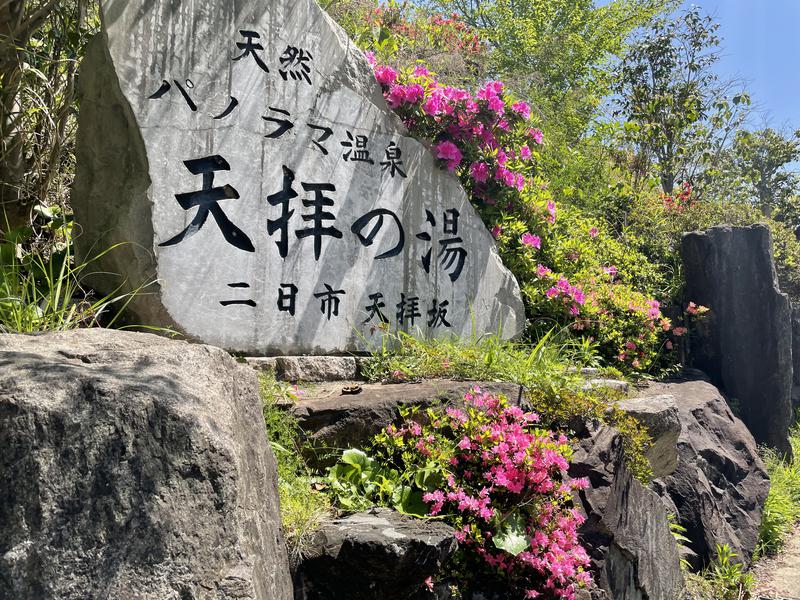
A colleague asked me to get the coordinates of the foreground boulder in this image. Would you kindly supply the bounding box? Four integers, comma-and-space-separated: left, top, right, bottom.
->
644, 376, 769, 568
0, 329, 293, 600
294, 508, 456, 600
569, 425, 685, 600
682, 224, 792, 454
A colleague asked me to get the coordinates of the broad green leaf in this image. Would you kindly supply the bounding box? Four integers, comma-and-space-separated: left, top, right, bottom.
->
493, 512, 530, 556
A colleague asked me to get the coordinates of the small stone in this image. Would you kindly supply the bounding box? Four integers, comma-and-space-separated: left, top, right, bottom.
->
583, 378, 629, 393
276, 356, 358, 382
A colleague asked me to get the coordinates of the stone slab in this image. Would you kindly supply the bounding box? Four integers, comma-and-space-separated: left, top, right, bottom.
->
72, 0, 526, 355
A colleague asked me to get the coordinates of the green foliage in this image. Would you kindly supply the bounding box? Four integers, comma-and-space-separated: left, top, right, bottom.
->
701, 128, 800, 223
756, 426, 800, 558
0, 207, 144, 332
684, 544, 755, 600
259, 371, 332, 564
422, 0, 671, 139
614, 6, 750, 195
1, 1, 99, 226
360, 328, 585, 391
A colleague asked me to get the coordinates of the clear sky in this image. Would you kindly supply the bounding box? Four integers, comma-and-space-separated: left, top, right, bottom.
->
679, 1, 800, 131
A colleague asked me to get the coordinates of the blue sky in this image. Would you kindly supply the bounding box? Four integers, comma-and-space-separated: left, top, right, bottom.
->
678, 1, 800, 131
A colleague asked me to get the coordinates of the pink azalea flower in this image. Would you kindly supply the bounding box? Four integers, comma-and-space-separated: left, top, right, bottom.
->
404, 83, 425, 104
413, 65, 430, 77
528, 128, 544, 144
536, 264, 552, 277
512, 101, 531, 119
546, 200, 557, 223
364, 51, 376, 67
521, 232, 541, 249
520, 145, 532, 160
604, 265, 618, 277
374, 65, 397, 86
434, 140, 462, 171
491, 225, 502, 239
589, 227, 598, 238
470, 161, 489, 183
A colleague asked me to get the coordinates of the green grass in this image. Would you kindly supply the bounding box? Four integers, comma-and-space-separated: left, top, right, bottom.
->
0, 235, 140, 333
259, 371, 332, 566
756, 426, 800, 558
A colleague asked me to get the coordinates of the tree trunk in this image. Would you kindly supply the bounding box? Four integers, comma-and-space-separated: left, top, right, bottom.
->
0, 0, 28, 229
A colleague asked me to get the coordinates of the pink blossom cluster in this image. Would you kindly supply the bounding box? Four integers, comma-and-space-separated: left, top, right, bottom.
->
390, 389, 592, 599
535, 268, 585, 316
369, 59, 542, 203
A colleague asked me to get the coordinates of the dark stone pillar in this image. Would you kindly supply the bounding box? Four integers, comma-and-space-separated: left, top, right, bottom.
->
682, 224, 792, 455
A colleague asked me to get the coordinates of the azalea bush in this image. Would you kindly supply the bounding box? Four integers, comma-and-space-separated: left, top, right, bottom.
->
327, 388, 593, 599
368, 57, 676, 371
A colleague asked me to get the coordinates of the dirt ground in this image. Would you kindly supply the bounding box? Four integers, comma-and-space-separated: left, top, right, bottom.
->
753, 525, 800, 600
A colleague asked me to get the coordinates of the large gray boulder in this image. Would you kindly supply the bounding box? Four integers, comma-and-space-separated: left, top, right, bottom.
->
681, 224, 792, 454
72, 0, 525, 355
568, 425, 685, 600
644, 376, 769, 569
0, 329, 293, 600
294, 508, 456, 600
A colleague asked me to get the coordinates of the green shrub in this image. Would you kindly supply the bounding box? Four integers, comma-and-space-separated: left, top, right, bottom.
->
684, 544, 755, 600
756, 426, 800, 557
360, 331, 654, 482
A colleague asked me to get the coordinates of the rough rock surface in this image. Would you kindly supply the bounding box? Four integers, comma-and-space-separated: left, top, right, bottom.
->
72, 0, 526, 354
568, 425, 685, 600
682, 224, 792, 453
291, 380, 523, 466
645, 375, 769, 568
294, 508, 456, 600
276, 356, 359, 382
617, 394, 680, 478
0, 329, 292, 600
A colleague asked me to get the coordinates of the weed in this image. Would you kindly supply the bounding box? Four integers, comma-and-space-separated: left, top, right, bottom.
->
259, 371, 331, 566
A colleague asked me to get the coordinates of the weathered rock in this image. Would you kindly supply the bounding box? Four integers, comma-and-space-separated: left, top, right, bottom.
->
617, 394, 681, 478
294, 508, 456, 600
276, 356, 359, 382
0, 329, 293, 600
291, 380, 523, 466
682, 224, 792, 453
644, 376, 769, 569
569, 425, 685, 600
72, 0, 526, 355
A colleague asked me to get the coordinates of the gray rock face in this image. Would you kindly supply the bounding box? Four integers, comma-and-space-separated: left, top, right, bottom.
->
616, 395, 681, 479
681, 224, 792, 453
0, 329, 293, 600
294, 508, 456, 600
569, 425, 685, 600
72, 0, 526, 355
645, 376, 769, 569
290, 380, 523, 467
